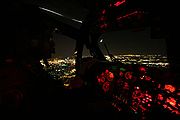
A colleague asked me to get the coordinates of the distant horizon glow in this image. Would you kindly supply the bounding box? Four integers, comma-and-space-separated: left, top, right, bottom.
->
51, 27, 167, 58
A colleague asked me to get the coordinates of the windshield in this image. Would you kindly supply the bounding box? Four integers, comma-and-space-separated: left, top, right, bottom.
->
98, 27, 169, 68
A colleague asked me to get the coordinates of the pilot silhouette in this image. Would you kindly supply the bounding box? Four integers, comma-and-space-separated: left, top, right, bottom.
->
0, 1, 57, 117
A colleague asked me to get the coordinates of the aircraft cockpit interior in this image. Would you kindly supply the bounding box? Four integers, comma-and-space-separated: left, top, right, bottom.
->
1, 0, 180, 119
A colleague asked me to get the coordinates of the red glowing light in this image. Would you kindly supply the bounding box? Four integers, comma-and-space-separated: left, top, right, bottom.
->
105, 69, 109, 73
172, 110, 180, 115
157, 94, 163, 101
139, 66, 146, 72
109, 3, 112, 7
125, 72, 133, 80
119, 71, 123, 77
102, 9, 106, 14
97, 78, 101, 83
101, 73, 105, 76
139, 105, 147, 111
164, 84, 176, 93
99, 16, 106, 21
100, 23, 108, 29
114, 0, 126, 7
117, 11, 138, 20
108, 72, 114, 80
123, 82, 129, 90
166, 97, 176, 107
163, 104, 167, 108
158, 84, 161, 89
97, 76, 105, 84
102, 81, 110, 92
145, 76, 151, 81
100, 69, 114, 81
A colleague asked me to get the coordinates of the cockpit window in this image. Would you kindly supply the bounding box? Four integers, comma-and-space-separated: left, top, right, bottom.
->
52, 32, 76, 58
98, 27, 169, 68
41, 32, 76, 87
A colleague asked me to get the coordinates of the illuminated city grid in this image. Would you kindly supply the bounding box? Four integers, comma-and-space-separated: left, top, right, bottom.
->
40, 54, 169, 86
105, 54, 169, 68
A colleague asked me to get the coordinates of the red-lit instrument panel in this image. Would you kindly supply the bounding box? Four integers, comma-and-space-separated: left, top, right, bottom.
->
96, 63, 180, 119
94, 0, 147, 33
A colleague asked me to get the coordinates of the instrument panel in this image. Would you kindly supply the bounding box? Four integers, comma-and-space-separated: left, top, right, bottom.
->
94, 61, 180, 119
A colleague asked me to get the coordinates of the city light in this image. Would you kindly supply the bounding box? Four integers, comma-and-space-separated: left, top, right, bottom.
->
41, 54, 169, 88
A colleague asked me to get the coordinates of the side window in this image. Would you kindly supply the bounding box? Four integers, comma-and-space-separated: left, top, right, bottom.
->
41, 32, 76, 87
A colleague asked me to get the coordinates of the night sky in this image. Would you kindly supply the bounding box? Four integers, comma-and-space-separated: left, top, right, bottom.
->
99, 28, 167, 56
52, 27, 167, 58
28, 0, 167, 58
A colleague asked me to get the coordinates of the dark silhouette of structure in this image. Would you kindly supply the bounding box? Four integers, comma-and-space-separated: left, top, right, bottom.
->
0, 1, 58, 117
75, 0, 107, 76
